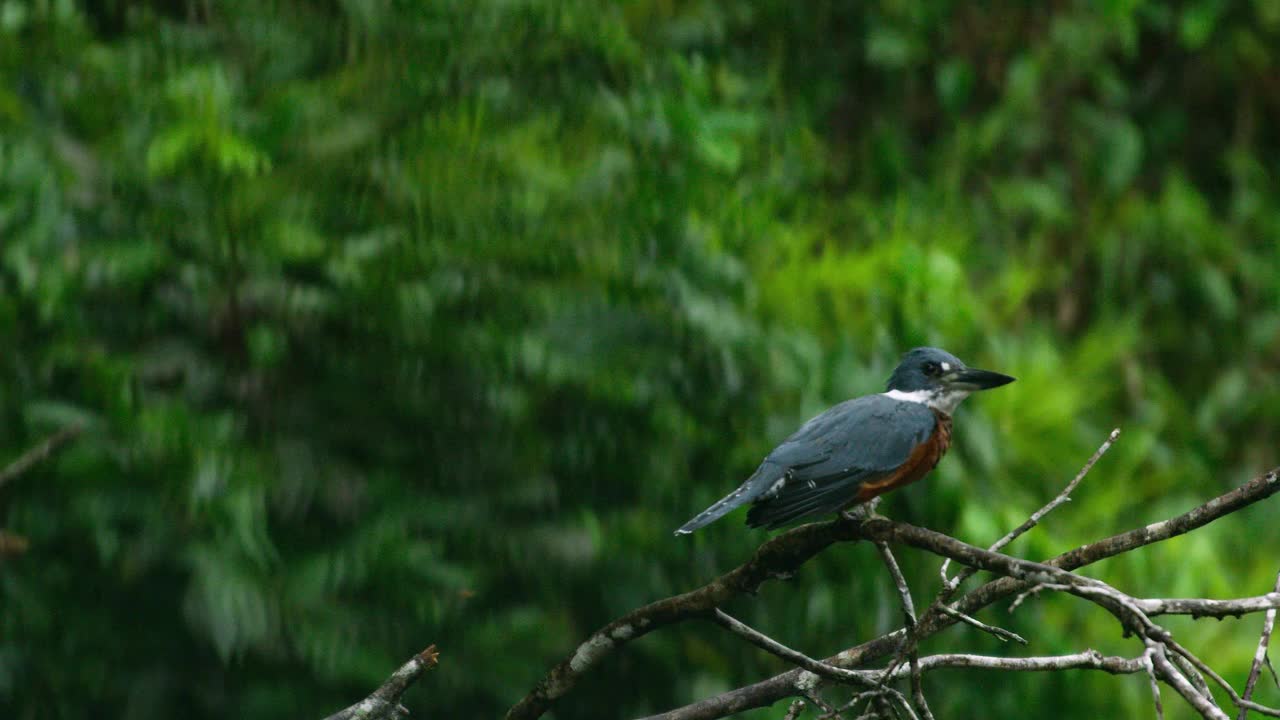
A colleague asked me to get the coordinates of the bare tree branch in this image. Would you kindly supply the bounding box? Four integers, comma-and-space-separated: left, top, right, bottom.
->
908, 650, 1146, 675
863, 524, 1280, 718
504, 520, 869, 720
1009, 583, 1051, 612
1132, 593, 1280, 618
710, 609, 875, 688
703, 615, 1160, 688
781, 699, 805, 720
1049, 468, 1280, 570
859, 521, 1280, 622
500, 462, 1280, 720
1, 424, 85, 559
640, 468, 1279, 720
0, 424, 84, 490
323, 645, 439, 720
1241, 572, 1280, 720
809, 522, 1280, 719
1170, 646, 1215, 699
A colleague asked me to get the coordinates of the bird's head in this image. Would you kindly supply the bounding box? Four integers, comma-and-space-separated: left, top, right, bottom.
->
884, 347, 1015, 414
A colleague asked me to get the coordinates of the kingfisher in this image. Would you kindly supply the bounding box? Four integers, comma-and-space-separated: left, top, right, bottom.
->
675, 347, 1014, 535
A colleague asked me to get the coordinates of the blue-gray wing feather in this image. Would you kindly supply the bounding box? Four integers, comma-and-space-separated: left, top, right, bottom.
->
767, 395, 935, 479
745, 396, 937, 528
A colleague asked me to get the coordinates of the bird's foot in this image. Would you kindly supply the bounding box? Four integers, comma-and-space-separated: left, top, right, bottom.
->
841, 498, 883, 524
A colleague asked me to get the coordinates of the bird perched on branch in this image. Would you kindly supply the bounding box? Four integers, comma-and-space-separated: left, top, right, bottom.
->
675, 347, 1014, 535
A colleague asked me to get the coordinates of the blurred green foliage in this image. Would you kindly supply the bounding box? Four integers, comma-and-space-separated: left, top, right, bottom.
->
2, 1, 1279, 718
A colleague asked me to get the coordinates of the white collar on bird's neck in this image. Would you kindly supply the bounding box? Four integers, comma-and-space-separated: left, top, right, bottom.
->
882, 387, 971, 415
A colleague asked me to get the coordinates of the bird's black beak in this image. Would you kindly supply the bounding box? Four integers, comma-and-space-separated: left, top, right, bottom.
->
946, 367, 1015, 391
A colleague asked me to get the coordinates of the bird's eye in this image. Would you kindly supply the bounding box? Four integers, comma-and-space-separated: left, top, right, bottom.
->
923, 361, 941, 376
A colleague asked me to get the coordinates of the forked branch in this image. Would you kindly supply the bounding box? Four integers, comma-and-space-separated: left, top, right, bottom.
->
639, 467, 1279, 720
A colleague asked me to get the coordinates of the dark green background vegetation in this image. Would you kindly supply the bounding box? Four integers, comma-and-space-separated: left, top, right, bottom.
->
2, 1, 1279, 718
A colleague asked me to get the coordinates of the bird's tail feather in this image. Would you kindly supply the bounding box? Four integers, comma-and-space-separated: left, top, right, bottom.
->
674, 490, 745, 535
674, 464, 782, 535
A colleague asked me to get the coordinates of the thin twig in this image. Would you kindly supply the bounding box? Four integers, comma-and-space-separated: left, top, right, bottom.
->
1241, 572, 1280, 720
1146, 640, 1230, 720
803, 691, 837, 716
837, 687, 901, 718
1170, 650, 1215, 701
836, 685, 917, 720
1144, 647, 1165, 720
0, 424, 85, 490
939, 428, 1120, 592
1166, 637, 1280, 718
1009, 583, 1050, 612
918, 430, 1118, 685
782, 699, 806, 720
988, 428, 1122, 554
710, 611, 915, 720
0, 425, 85, 560
874, 543, 934, 720
832, 688, 885, 719
711, 610, 874, 687
936, 605, 1027, 644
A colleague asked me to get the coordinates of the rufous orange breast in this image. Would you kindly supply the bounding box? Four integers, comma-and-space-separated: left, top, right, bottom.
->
853, 410, 953, 503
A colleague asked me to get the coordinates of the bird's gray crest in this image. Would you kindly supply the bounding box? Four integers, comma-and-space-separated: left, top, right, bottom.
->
885, 347, 965, 392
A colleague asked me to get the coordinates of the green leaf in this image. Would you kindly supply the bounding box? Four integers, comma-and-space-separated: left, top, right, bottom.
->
936, 59, 974, 113
1180, 0, 1225, 48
